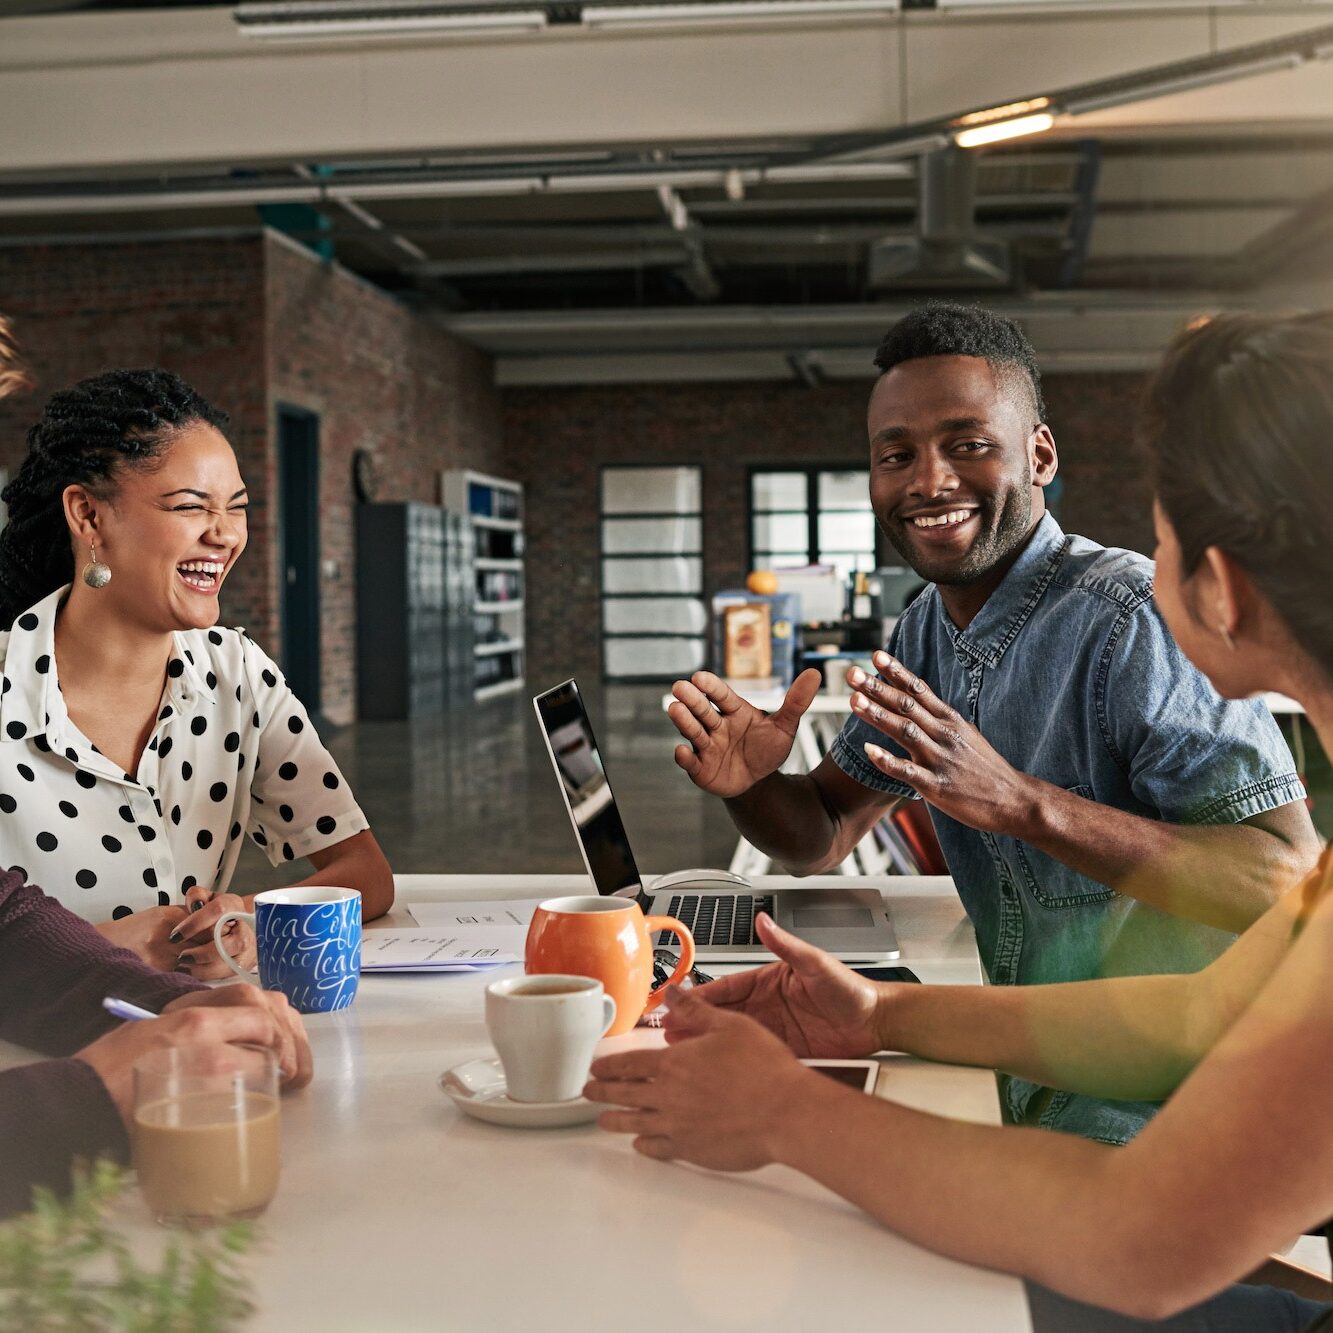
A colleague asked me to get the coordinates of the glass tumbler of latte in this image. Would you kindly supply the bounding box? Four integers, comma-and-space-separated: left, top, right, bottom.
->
133, 1046, 280, 1227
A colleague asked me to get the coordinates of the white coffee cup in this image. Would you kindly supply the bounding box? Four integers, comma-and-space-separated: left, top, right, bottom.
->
484, 974, 617, 1104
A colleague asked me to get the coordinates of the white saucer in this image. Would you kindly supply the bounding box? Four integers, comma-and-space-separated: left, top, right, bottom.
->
439, 1058, 601, 1129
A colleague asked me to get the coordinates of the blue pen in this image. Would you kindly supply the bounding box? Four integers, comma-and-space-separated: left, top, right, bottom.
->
102, 996, 158, 1022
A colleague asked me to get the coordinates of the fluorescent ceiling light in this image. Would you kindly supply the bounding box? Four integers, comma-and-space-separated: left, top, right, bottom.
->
582, 0, 898, 29
938, 0, 1252, 10
236, 5, 546, 38
1063, 52, 1306, 115
954, 113, 1054, 148
955, 96, 1050, 128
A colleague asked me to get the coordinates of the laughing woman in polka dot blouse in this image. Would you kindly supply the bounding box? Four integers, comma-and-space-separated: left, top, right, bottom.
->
0, 369, 394, 979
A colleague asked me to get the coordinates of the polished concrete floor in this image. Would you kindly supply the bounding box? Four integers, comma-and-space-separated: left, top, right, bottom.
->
235, 684, 1330, 894
235, 684, 742, 890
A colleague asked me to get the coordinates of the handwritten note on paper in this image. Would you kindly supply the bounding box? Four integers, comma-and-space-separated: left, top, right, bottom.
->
359, 929, 520, 973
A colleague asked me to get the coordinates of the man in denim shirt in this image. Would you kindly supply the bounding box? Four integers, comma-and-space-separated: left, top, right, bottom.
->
665, 303, 1317, 1145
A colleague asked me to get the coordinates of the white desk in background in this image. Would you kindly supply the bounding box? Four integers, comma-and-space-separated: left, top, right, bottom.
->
217, 874, 1029, 1332
667, 683, 1312, 879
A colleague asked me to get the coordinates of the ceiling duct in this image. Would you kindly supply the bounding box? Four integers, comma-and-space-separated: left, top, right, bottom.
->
866, 146, 1012, 291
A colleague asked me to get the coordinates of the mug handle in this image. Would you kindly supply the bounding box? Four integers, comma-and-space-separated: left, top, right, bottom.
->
213, 911, 258, 978
643, 917, 695, 1011
600, 993, 617, 1037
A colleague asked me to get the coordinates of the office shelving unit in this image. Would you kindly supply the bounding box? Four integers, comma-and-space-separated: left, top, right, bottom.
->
355, 503, 474, 720
441, 468, 525, 701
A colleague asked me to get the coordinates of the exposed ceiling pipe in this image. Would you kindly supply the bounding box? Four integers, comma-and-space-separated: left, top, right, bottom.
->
867, 146, 1013, 290
0, 162, 914, 219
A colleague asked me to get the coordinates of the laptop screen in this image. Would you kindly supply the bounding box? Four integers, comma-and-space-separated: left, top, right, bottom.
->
533, 679, 649, 910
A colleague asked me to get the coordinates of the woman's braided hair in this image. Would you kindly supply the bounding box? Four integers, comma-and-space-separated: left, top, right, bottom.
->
0, 368, 228, 630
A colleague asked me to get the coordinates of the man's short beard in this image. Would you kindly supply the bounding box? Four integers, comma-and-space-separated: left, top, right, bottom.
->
882, 487, 1034, 587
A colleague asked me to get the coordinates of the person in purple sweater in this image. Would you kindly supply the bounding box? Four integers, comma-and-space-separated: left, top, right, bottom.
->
0, 867, 311, 1217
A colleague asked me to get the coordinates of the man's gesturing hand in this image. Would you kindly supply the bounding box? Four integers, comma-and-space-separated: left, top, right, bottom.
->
672, 912, 886, 1058
850, 651, 1040, 836
666, 668, 822, 799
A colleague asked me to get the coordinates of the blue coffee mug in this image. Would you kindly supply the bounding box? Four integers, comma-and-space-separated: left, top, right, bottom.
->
214, 887, 361, 1014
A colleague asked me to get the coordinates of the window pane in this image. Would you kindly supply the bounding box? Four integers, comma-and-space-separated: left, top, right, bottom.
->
753, 551, 810, 569
825, 552, 876, 583
602, 556, 702, 595
602, 516, 701, 555
605, 637, 705, 678
603, 598, 707, 635
818, 512, 876, 553
603, 467, 700, 515
752, 514, 808, 552
818, 470, 870, 510
751, 472, 807, 511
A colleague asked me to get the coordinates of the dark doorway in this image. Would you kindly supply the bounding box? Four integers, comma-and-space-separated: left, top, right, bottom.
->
277, 405, 322, 716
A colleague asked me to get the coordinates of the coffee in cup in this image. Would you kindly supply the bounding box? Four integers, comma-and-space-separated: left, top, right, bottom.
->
133, 1045, 280, 1226
485, 974, 617, 1103
525, 896, 695, 1036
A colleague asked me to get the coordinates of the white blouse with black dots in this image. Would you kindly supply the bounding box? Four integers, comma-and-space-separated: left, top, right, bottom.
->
0, 586, 370, 922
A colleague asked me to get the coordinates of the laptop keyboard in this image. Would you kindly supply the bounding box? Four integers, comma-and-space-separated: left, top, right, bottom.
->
657, 894, 775, 949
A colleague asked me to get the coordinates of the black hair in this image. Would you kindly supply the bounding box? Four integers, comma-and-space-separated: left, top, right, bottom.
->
872, 302, 1046, 425
1143, 311, 1333, 678
0, 368, 228, 630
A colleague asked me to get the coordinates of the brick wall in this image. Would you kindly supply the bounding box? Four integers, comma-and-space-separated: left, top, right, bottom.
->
264, 233, 505, 723
0, 232, 507, 724
503, 372, 1153, 683
0, 235, 271, 631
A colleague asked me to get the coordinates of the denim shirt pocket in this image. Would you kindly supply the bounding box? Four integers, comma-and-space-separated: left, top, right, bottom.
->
1013, 785, 1118, 908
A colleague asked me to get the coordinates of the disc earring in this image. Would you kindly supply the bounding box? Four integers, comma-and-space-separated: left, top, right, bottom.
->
82, 540, 112, 589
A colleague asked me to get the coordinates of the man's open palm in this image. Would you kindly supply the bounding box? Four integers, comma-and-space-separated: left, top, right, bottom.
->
666, 669, 822, 799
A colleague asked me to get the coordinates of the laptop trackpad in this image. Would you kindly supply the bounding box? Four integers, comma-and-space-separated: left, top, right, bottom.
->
792, 906, 878, 930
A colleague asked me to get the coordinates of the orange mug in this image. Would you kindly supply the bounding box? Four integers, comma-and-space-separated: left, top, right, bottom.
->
524, 896, 695, 1037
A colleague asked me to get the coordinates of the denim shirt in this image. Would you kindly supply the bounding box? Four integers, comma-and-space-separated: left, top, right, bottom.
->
830, 515, 1305, 1143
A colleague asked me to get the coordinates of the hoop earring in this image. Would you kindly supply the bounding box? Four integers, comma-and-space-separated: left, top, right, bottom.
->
82, 540, 112, 589
1217, 625, 1235, 651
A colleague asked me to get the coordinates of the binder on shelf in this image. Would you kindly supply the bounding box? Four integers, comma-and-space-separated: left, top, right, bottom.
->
442, 469, 526, 703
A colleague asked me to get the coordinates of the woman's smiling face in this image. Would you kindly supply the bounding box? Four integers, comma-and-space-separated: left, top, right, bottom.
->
87, 422, 248, 633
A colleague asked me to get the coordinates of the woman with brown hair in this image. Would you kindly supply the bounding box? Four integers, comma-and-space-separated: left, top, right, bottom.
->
586, 310, 1333, 1331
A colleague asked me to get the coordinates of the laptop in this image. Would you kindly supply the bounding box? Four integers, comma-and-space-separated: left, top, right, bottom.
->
533, 679, 899, 963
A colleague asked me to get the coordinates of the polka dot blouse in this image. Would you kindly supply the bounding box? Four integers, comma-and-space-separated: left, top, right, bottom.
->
0, 586, 369, 922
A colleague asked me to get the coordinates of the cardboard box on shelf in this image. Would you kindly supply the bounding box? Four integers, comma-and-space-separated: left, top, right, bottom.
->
723, 603, 773, 678
712, 590, 800, 685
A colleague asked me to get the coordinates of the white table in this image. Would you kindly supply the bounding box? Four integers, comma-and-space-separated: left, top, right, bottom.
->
231, 874, 1030, 1332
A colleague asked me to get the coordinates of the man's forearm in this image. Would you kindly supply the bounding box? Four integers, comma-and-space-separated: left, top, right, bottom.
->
884, 971, 1205, 1103
1014, 783, 1311, 933
723, 772, 849, 875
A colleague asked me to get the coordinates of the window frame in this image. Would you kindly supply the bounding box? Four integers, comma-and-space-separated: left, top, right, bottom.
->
599, 464, 707, 684
747, 463, 886, 577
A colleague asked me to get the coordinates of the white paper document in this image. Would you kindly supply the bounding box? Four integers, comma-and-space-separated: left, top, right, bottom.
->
408, 899, 538, 931
360, 928, 519, 973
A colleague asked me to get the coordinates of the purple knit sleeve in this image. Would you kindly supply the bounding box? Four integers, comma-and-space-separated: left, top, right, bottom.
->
0, 871, 209, 1216
0, 1058, 129, 1217
0, 870, 204, 1055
